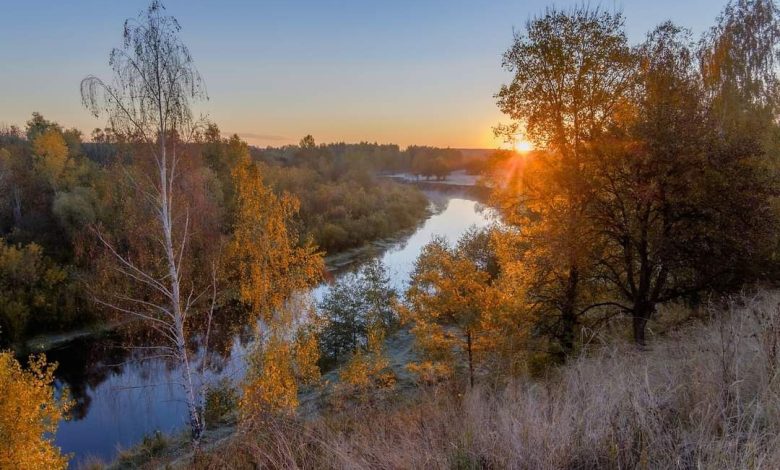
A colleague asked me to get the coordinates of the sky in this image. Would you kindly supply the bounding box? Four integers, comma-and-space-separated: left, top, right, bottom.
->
0, 0, 729, 149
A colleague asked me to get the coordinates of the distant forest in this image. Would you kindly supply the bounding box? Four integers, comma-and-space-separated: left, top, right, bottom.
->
0, 115, 480, 345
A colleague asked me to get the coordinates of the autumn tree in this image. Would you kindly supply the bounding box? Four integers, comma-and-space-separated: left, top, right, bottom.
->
241, 322, 321, 418
588, 24, 718, 345
338, 325, 396, 400
81, 1, 215, 443
225, 154, 323, 418
0, 352, 72, 470
405, 231, 501, 387
699, 0, 780, 143
0, 241, 68, 345
31, 129, 69, 188
225, 156, 323, 321
494, 7, 636, 358
0, 115, 86, 256
587, 9, 780, 345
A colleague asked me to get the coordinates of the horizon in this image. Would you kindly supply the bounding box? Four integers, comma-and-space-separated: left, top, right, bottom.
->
2, 0, 726, 148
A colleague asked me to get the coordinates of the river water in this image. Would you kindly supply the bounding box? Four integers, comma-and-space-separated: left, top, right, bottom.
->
49, 187, 494, 467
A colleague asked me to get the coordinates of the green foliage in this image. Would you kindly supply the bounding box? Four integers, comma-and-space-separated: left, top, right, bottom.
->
52, 186, 97, 236
257, 145, 430, 253
408, 145, 459, 180
318, 260, 398, 366
204, 379, 238, 425
0, 240, 74, 345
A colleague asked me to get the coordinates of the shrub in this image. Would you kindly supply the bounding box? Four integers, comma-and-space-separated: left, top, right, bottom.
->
203, 379, 238, 426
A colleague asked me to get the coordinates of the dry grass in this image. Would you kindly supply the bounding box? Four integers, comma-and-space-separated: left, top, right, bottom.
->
186, 291, 780, 469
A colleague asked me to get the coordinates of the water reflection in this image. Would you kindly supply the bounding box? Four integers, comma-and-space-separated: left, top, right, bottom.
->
53, 191, 494, 466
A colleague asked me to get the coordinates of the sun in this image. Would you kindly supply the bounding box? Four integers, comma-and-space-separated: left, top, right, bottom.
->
513, 140, 534, 152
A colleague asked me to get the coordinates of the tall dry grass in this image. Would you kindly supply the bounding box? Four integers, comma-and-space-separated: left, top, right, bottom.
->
191, 291, 780, 469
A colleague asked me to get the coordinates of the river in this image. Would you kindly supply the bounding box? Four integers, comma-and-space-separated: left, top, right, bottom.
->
49, 187, 494, 467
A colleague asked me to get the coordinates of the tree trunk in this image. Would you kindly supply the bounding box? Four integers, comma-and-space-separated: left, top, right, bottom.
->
559, 265, 579, 359
632, 302, 653, 347
12, 185, 21, 226
466, 330, 474, 388
159, 136, 203, 444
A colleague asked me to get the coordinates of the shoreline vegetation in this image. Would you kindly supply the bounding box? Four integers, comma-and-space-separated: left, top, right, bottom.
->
106, 289, 780, 469
16, 177, 478, 355
0, 129, 479, 350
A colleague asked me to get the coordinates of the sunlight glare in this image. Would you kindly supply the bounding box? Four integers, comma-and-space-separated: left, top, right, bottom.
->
514, 140, 534, 152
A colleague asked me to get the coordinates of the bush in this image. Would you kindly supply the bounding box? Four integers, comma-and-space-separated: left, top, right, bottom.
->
203, 379, 238, 426
116, 431, 168, 468
0, 240, 74, 344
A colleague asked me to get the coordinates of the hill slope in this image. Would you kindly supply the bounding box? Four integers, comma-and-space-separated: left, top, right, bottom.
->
125, 290, 780, 469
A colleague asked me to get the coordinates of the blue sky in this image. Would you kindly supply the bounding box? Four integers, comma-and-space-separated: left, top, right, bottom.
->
0, 0, 729, 148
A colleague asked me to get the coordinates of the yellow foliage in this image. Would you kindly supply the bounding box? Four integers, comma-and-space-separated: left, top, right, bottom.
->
32, 129, 69, 187
339, 326, 395, 397
488, 150, 605, 358
228, 155, 324, 420
241, 335, 299, 416
339, 351, 374, 390
226, 157, 323, 321
241, 324, 323, 420
0, 352, 72, 470
409, 320, 456, 364
406, 236, 505, 384
293, 329, 321, 386
405, 361, 453, 385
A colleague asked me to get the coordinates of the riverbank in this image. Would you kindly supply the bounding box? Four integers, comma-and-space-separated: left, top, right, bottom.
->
53, 190, 493, 467
117, 290, 780, 469
104, 326, 423, 469
19, 181, 450, 356
21, 320, 128, 355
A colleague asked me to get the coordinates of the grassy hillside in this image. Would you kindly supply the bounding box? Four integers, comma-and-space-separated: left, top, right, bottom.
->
115, 290, 780, 469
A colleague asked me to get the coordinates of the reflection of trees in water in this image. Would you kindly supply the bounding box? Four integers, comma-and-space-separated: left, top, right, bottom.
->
48, 334, 128, 420
422, 186, 488, 207
49, 306, 252, 421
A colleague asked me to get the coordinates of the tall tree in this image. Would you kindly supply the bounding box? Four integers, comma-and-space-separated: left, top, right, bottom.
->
589, 24, 716, 345
225, 154, 323, 419
406, 233, 499, 387
699, 0, 780, 141
81, 1, 213, 443
590, 17, 777, 345
225, 156, 323, 321
494, 8, 636, 358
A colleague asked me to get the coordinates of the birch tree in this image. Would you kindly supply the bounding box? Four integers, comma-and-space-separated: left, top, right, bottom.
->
81, 1, 212, 443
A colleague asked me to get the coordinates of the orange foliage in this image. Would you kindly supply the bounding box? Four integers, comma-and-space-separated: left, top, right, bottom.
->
226, 157, 323, 321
